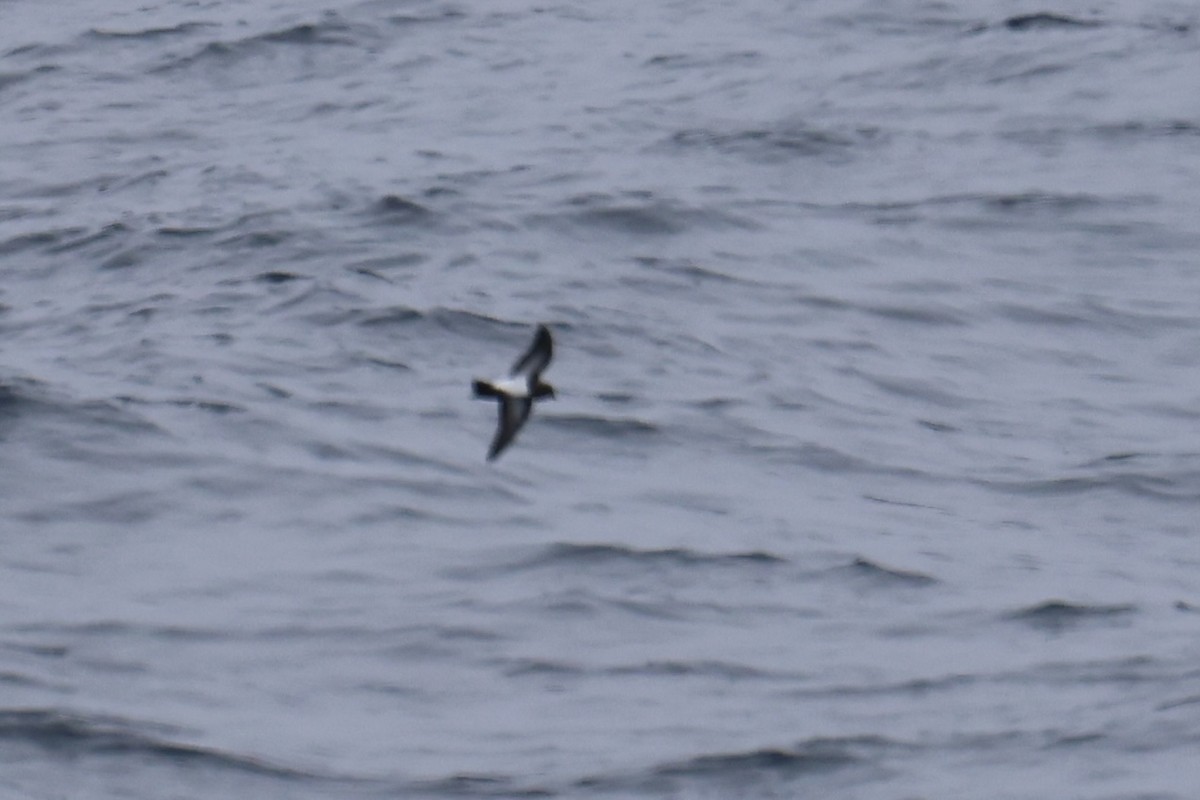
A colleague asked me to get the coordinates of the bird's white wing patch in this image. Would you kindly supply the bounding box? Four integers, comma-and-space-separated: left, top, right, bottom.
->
492, 376, 531, 397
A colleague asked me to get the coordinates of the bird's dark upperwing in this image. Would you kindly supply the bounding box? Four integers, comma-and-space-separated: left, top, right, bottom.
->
488, 396, 533, 461
510, 324, 553, 379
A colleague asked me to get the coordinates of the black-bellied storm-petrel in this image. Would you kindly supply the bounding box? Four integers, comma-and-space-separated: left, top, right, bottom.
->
472, 324, 555, 461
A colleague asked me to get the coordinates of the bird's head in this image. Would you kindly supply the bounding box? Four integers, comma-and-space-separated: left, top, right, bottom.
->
533, 381, 556, 400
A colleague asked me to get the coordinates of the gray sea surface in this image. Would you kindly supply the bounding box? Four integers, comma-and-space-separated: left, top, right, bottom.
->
2, 1, 1200, 798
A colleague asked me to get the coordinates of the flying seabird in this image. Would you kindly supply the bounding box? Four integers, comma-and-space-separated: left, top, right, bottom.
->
472, 324, 555, 461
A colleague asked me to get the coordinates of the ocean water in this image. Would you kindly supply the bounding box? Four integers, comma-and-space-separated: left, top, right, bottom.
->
2, 1, 1199, 797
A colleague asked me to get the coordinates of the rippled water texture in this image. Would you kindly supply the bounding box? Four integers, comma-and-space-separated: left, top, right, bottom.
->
2, 1, 1199, 798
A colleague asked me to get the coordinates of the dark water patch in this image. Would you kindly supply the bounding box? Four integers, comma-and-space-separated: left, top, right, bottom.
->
375, 194, 433, 222
216, 229, 292, 250
239, 622, 506, 660
571, 205, 683, 236
115, 395, 244, 415
1007, 600, 1137, 631
1053, 298, 1194, 335
0, 709, 314, 780
864, 495, 948, 512
0, 381, 38, 418
586, 736, 895, 794
356, 305, 514, 336
987, 62, 1076, 87
982, 191, 1110, 214
156, 224, 221, 238
259, 282, 363, 319
1021, 655, 1189, 688
686, 396, 740, 411
346, 252, 429, 276
85, 22, 216, 41
367, 191, 444, 230
151, 16, 372, 77
358, 355, 412, 372
644, 50, 762, 70
246, 17, 364, 49
43, 221, 132, 255
256, 382, 293, 400
838, 557, 938, 588
2, 41, 75, 62
1114, 118, 1200, 138
514, 589, 724, 623
977, 476, 1106, 496
259, 21, 358, 47
412, 772, 552, 798
0, 204, 40, 224
0, 71, 33, 93
500, 658, 585, 678
11, 618, 226, 642
255, 270, 303, 284
0, 381, 163, 437
638, 489, 732, 516
824, 8, 973, 35
538, 413, 659, 439
657, 744, 856, 777
3, 42, 44, 58
766, 392, 813, 412
1099, 467, 1200, 502
632, 256, 750, 287
861, 373, 971, 408
387, 8, 469, 28
527, 193, 758, 237
348, 500, 479, 529
792, 673, 976, 700
609, 598, 700, 622
594, 391, 636, 405
98, 247, 150, 270
1005, 119, 1200, 149
1045, 731, 1107, 749
840, 191, 1142, 230
514, 542, 786, 572
18, 490, 167, 526
0, 670, 58, 689
102, 168, 173, 193
522, 591, 599, 619
1002, 13, 1104, 32
18, 173, 163, 200
303, 401, 389, 425
454, 544, 786, 584
606, 659, 788, 681
668, 261, 746, 285
980, 463, 1200, 502
0, 640, 70, 659
863, 303, 967, 327
348, 265, 395, 283
0, 227, 87, 257
758, 442, 930, 481
1158, 694, 1200, 711
667, 124, 879, 163
170, 398, 243, 415
994, 302, 1097, 328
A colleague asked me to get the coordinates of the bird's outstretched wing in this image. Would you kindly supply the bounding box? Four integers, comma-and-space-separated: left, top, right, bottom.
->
509, 324, 553, 379
488, 396, 533, 461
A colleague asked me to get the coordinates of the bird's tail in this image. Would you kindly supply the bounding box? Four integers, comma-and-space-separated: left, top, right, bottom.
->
472, 380, 501, 398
